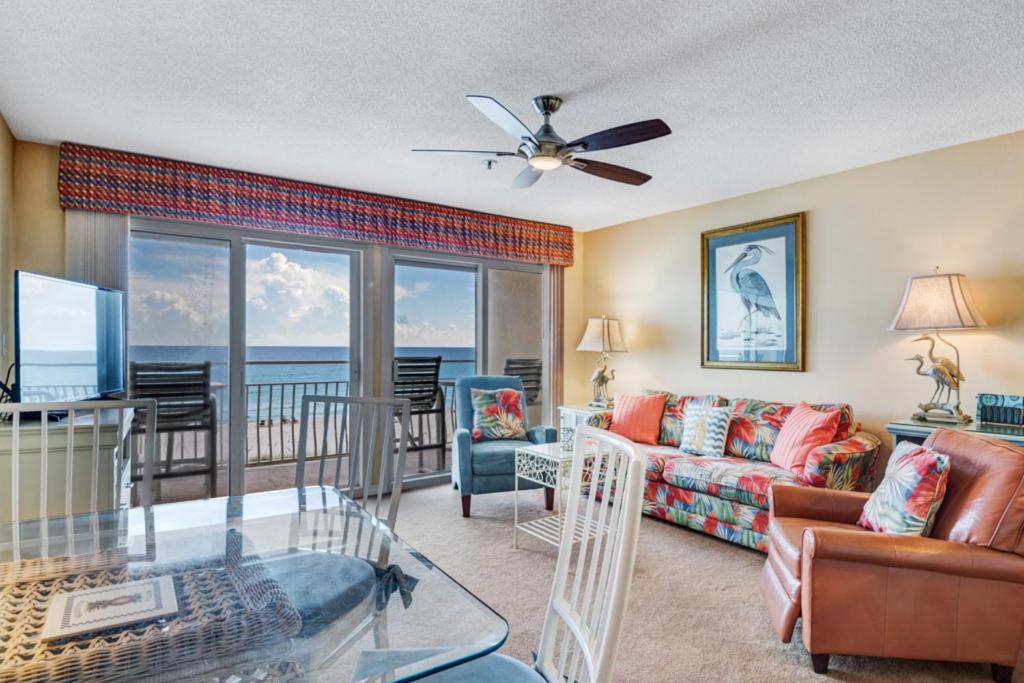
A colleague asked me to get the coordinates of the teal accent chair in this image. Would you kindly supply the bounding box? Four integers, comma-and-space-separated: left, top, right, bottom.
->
453, 375, 557, 517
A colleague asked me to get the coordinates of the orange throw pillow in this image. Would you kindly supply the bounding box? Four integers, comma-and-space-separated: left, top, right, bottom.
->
610, 393, 667, 445
770, 402, 841, 475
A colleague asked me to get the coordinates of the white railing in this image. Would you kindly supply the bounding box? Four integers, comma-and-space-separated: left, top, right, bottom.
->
129, 357, 474, 476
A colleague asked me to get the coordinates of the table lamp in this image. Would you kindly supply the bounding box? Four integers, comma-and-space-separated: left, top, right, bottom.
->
576, 315, 627, 408
889, 270, 987, 423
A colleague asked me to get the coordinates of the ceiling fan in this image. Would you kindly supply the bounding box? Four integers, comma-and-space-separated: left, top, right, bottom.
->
413, 95, 671, 188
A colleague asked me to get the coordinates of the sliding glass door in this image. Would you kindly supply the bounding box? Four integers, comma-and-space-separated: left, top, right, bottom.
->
486, 267, 545, 426
392, 260, 477, 480
129, 220, 363, 498
244, 243, 356, 491
384, 252, 545, 487
127, 232, 231, 499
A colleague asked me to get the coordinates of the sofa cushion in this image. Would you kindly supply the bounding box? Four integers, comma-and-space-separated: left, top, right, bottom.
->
610, 393, 666, 445
643, 390, 727, 447
769, 402, 842, 475
470, 388, 526, 442
645, 481, 772, 551
858, 441, 951, 536
727, 398, 854, 461
661, 454, 804, 509
726, 399, 792, 461
470, 439, 532, 475
643, 446, 681, 481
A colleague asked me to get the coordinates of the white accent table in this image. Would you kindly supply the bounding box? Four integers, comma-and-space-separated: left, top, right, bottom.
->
514, 442, 603, 549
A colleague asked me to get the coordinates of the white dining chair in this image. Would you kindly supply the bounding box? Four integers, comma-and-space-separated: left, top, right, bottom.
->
294, 395, 412, 530
267, 395, 414, 676
2, 399, 158, 563
425, 425, 645, 683
2, 399, 158, 521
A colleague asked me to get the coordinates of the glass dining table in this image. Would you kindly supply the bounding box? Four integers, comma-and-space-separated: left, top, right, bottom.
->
0, 487, 507, 682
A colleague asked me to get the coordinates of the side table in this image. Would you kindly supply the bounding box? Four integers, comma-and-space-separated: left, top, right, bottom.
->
513, 442, 603, 549
886, 419, 1024, 449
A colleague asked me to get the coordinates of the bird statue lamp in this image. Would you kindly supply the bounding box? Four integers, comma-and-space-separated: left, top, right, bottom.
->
890, 270, 987, 423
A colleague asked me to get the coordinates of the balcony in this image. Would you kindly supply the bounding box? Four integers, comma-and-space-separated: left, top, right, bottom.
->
153, 357, 471, 500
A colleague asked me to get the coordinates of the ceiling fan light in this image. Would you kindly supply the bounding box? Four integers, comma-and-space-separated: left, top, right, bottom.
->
528, 155, 563, 171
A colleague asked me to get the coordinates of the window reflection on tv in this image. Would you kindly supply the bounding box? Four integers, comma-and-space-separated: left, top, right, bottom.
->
15, 271, 125, 403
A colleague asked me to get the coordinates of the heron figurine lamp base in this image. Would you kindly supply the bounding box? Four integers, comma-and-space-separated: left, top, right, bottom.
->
576, 316, 627, 410
889, 271, 986, 427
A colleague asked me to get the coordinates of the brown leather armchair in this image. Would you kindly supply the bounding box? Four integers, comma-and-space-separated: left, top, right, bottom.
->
759, 428, 1024, 681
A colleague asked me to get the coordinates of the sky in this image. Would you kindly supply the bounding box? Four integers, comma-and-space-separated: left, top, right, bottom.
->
128, 236, 475, 348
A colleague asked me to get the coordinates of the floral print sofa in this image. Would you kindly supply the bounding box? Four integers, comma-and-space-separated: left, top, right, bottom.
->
586, 394, 881, 551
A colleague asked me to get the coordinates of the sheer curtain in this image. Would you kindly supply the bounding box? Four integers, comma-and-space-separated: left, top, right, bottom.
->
64, 209, 130, 290
543, 265, 565, 425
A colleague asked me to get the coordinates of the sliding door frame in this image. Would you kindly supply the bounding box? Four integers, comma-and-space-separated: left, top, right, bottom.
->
129, 217, 370, 495
381, 246, 547, 489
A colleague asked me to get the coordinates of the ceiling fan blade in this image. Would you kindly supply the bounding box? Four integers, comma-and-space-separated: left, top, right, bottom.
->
566, 119, 671, 152
467, 95, 537, 143
412, 149, 516, 156
512, 165, 543, 189
571, 159, 651, 185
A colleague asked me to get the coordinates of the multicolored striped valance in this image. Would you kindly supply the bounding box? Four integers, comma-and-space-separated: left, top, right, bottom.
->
58, 143, 574, 266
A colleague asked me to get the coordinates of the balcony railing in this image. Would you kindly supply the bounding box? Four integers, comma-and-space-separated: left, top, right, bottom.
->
244, 360, 351, 465
163, 358, 473, 472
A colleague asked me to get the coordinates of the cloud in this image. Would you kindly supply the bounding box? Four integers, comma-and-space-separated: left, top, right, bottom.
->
395, 281, 430, 301
394, 319, 472, 347
131, 290, 227, 345
245, 251, 351, 346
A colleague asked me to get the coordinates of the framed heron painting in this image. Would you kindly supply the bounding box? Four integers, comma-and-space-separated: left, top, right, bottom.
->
701, 213, 805, 371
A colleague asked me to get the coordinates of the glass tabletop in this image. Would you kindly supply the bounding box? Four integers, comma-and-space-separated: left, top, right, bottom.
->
0, 487, 508, 682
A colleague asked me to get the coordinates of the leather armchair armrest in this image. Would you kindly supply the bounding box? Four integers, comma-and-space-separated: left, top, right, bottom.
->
803, 526, 1024, 584
452, 428, 473, 493
768, 485, 869, 524
527, 425, 557, 445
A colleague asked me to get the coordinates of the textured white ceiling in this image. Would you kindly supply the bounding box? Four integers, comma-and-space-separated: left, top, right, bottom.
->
2, 1, 1024, 231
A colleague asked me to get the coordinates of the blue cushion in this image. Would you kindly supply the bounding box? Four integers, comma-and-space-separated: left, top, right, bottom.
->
423, 653, 542, 682
471, 439, 533, 476
263, 550, 376, 637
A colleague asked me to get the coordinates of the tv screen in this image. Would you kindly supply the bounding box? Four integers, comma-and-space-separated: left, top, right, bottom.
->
14, 271, 126, 403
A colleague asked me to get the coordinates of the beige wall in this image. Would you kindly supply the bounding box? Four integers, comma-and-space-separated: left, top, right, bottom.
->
0, 137, 63, 372
13, 141, 63, 277
0, 114, 14, 369
569, 130, 1024, 449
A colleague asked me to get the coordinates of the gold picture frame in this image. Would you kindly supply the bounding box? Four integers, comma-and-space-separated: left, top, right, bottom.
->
701, 213, 805, 371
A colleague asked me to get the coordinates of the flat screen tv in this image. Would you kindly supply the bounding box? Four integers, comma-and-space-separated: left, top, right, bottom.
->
14, 271, 126, 403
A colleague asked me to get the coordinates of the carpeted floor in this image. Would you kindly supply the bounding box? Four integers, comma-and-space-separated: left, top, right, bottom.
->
396, 484, 1019, 682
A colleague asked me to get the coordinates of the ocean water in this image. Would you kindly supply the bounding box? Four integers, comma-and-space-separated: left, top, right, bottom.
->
19, 346, 476, 422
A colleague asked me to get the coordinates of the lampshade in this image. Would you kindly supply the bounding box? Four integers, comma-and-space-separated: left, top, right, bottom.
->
889, 273, 987, 331
576, 316, 627, 353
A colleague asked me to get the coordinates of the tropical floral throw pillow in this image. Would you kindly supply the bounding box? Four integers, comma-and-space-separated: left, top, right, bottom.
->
858, 441, 950, 535
470, 388, 527, 442
678, 404, 733, 458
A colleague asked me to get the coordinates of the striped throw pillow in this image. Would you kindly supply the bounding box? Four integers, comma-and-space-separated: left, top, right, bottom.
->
678, 404, 732, 457
769, 402, 842, 475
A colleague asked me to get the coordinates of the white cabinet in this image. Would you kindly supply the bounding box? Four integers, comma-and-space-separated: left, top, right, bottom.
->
558, 405, 606, 450
0, 414, 133, 522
